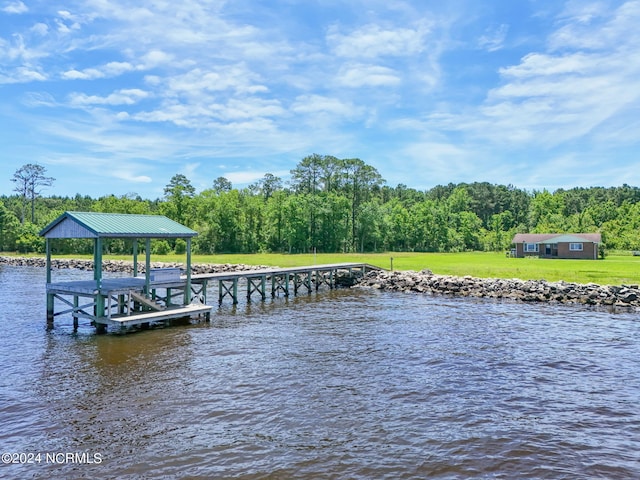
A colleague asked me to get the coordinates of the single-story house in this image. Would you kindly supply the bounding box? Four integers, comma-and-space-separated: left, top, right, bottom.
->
511, 233, 602, 259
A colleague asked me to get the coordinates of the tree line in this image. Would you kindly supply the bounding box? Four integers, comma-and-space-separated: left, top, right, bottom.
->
2, 155, 640, 255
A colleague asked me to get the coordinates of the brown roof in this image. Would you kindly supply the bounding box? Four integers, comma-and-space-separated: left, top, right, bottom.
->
512, 233, 601, 244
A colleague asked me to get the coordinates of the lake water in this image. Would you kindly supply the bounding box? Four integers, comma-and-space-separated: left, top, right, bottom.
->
1, 265, 639, 479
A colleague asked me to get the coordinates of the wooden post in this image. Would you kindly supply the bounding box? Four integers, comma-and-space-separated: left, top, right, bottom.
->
73, 296, 79, 330
200, 280, 208, 304
232, 278, 238, 304
94, 238, 105, 319
145, 238, 151, 295
45, 238, 52, 284
133, 238, 138, 277
185, 238, 192, 305
118, 294, 125, 314
46, 238, 54, 327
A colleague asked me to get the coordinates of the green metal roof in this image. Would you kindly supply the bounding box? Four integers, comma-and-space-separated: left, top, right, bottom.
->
40, 211, 198, 239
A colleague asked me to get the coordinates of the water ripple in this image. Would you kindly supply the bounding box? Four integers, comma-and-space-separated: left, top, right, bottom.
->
0, 267, 639, 479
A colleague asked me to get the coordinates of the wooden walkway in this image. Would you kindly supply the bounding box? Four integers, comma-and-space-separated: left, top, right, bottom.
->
98, 303, 212, 328
45, 262, 380, 332
189, 263, 381, 304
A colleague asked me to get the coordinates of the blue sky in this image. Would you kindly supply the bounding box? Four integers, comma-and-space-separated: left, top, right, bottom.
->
1, 0, 639, 199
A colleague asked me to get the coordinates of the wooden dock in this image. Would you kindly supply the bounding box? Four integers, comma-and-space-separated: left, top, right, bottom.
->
189, 262, 381, 305
45, 263, 381, 333
99, 303, 213, 329
46, 275, 211, 333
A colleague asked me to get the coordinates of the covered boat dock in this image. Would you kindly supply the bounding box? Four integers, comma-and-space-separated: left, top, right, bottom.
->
40, 211, 211, 333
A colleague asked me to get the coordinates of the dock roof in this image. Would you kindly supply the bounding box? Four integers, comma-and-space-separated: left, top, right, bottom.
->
39, 211, 197, 239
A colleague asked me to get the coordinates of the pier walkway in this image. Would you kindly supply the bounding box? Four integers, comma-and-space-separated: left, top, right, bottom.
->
189, 262, 381, 305
45, 262, 380, 332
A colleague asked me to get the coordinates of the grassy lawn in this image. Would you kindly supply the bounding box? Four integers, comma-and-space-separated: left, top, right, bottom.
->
8, 251, 640, 285
188, 252, 640, 286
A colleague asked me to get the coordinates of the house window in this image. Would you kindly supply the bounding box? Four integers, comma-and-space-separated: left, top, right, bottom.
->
570, 243, 583, 251
524, 243, 538, 252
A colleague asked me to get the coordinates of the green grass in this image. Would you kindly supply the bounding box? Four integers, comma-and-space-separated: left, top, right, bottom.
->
8, 251, 640, 285
195, 252, 640, 285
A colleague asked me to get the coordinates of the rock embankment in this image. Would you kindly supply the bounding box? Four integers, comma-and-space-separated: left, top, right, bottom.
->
357, 269, 640, 309
0, 256, 270, 274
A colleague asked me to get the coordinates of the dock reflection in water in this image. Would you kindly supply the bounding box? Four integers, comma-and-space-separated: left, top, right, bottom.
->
1, 265, 639, 479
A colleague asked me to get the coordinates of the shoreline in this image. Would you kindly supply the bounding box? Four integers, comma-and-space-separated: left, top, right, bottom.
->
0, 255, 270, 275
3, 256, 640, 310
357, 269, 640, 311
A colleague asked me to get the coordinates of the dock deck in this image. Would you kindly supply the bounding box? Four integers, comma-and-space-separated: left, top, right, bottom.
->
187, 262, 381, 304
96, 303, 212, 328
45, 262, 381, 332
188, 262, 378, 281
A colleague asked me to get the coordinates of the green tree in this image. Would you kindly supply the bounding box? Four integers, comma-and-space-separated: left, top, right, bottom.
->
384, 199, 411, 251
263, 190, 288, 252
251, 173, 283, 202
355, 201, 383, 252
11, 163, 55, 223
0, 201, 20, 251
340, 158, 384, 251
162, 174, 196, 226
317, 192, 350, 252
92, 194, 151, 214
240, 191, 265, 252
212, 177, 233, 194
484, 211, 515, 251
290, 154, 324, 194
15, 222, 44, 253
528, 190, 565, 231
282, 193, 310, 253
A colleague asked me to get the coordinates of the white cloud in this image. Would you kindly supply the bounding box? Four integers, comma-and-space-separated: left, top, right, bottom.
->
3, 0, 640, 197
2, 1, 27, 14
30, 23, 49, 36
328, 23, 429, 58
139, 50, 174, 69
213, 98, 285, 121
0, 66, 47, 84
113, 169, 153, 183
430, 0, 640, 149
22, 91, 57, 107
224, 170, 268, 185
478, 24, 509, 52
68, 89, 150, 106
291, 94, 363, 119
62, 61, 135, 80
163, 66, 267, 97
337, 63, 401, 88
498, 52, 593, 79
549, 0, 640, 50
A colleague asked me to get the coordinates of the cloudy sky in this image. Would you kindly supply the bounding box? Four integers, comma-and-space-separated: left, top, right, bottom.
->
1, 0, 639, 199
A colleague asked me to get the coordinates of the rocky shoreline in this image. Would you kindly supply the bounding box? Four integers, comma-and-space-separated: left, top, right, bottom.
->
357, 269, 640, 310
0, 256, 269, 275
3, 256, 639, 310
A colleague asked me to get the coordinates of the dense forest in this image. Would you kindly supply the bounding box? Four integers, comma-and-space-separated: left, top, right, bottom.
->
2, 154, 640, 255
